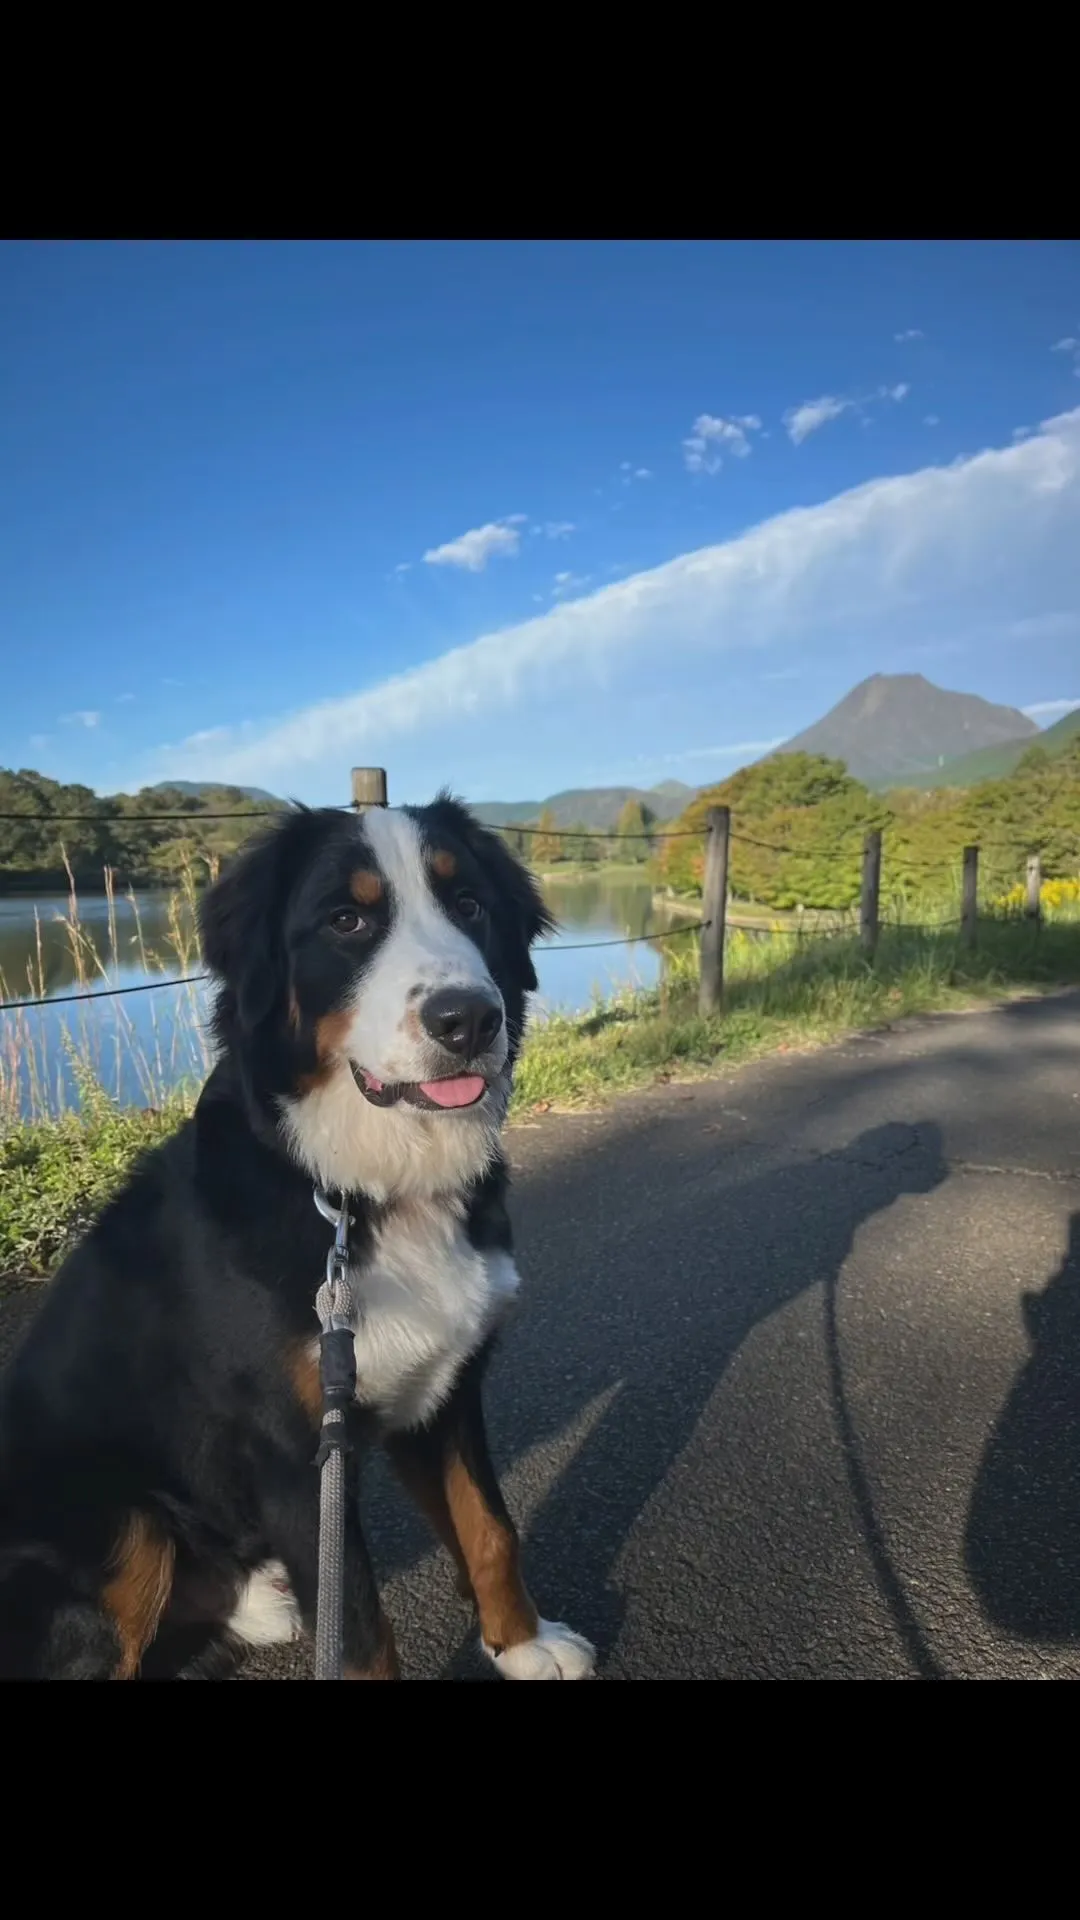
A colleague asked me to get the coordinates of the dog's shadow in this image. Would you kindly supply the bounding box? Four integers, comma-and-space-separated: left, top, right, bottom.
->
364, 1113, 950, 1679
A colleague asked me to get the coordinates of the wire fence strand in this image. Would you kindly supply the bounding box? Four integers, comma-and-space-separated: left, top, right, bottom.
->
4, 804, 1075, 853
0, 973, 211, 1013
479, 820, 701, 840
0, 913, 1006, 1016
0, 921, 716, 1012
0, 807, 326, 824
541, 921, 709, 954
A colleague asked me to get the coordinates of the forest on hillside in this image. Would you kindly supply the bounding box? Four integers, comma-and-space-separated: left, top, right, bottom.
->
498, 798, 655, 867
652, 745, 1080, 910
0, 769, 278, 889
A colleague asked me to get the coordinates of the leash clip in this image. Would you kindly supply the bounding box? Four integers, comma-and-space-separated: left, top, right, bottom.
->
313, 1185, 354, 1329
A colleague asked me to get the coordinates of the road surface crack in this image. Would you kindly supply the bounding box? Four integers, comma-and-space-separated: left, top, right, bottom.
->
945, 1159, 1080, 1185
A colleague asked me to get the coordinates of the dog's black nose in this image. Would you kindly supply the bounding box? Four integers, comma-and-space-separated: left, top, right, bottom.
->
420, 988, 503, 1058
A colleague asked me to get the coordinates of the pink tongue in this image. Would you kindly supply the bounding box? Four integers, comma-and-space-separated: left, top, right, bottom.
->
362, 1071, 384, 1092
419, 1075, 486, 1108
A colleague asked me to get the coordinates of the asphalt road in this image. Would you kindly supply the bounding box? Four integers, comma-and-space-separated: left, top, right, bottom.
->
5, 991, 1080, 1679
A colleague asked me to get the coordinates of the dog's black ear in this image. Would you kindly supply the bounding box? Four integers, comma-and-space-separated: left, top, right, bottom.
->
488, 833, 556, 993
199, 811, 315, 1031
436, 796, 555, 992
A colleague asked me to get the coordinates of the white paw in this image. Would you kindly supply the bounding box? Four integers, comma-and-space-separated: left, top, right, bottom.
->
484, 1619, 596, 1680
227, 1561, 304, 1647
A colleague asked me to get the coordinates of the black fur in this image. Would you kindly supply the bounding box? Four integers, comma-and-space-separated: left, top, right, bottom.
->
0, 799, 550, 1679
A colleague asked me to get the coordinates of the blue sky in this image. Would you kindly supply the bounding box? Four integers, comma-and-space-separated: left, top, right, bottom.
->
2, 239, 1078, 805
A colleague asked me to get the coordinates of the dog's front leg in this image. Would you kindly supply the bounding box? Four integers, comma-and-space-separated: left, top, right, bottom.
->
258, 1459, 398, 1679
386, 1343, 595, 1680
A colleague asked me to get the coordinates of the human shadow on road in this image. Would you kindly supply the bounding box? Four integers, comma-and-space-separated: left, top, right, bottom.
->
965, 1210, 1080, 1643
366, 1113, 949, 1678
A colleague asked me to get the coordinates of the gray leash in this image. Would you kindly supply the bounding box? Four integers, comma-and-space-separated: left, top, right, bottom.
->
312, 1185, 357, 1681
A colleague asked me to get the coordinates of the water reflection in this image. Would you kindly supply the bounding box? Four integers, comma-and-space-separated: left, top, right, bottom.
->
535, 872, 689, 1013
0, 891, 192, 1001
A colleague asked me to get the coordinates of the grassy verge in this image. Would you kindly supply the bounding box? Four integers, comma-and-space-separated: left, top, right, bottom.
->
514, 918, 1080, 1111
1, 1080, 193, 1282
3, 916, 1079, 1284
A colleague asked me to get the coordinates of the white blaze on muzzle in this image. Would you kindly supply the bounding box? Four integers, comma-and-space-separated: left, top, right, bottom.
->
344, 809, 507, 1090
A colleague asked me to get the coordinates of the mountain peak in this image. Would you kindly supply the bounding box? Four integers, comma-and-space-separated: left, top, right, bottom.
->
776, 673, 1036, 786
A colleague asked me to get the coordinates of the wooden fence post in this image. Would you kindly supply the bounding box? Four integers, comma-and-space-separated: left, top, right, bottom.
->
698, 807, 730, 1015
961, 845, 979, 950
860, 829, 882, 960
1025, 852, 1042, 921
351, 767, 388, 811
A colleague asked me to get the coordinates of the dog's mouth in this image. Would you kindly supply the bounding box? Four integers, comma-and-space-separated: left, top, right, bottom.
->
350, 1063, 489, 1112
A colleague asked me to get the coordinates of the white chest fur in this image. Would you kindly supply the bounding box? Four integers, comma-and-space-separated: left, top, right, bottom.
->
314, 1198, 521, 1433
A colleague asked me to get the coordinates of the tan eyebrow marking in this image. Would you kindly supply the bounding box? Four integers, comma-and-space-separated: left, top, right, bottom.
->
430, 849, 457, 880
349, 869, 383, 905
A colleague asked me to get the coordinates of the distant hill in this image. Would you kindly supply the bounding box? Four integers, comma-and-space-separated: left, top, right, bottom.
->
775, 673, 1037, 787
900, 702, 1080, 788
147, 780, 280, 804
473, 782, 697, 831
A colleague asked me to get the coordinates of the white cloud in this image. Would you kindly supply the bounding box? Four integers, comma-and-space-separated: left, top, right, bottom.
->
786, 384, 909, 445
60, 710, 100, 729
783, 395, 851, 444
648, 737, 785, 767
552, 570, 591, 598
635, 468, 652, 480
543, 521, 576, 539
683, 412, 763, 473
895, 329, 925, 342
141, 408, 1080, 798
1023, 697, 1080, 721
423, 519, 523, 572
184, 726, 231, 747
1012, 425, 1032, 441
115, 692, 136, 703
1052, 333, 1080, 377
924, 415, 940, 427
393, 561, 412, 575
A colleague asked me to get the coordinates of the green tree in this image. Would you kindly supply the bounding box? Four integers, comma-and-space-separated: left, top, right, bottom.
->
531, 807, 564, 867
615, 797, 650, 862
560, 821, 602, 865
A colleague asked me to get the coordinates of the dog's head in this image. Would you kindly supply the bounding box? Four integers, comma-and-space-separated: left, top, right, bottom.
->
199, 795, 553, 1198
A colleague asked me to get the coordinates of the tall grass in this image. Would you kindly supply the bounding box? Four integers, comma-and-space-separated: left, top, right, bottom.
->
0, 857, 212, 1128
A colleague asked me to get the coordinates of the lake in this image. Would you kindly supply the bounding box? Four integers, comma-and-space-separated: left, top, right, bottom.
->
0, 873, 695, 1121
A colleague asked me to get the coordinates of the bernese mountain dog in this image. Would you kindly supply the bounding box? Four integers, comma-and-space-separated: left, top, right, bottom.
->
0, 797, 596, 1680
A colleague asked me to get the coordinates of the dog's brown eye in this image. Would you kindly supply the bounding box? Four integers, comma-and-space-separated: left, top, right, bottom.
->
456, 891, 483, 921
330, 907, 366, 935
